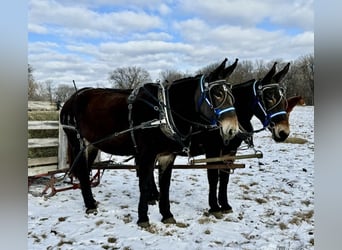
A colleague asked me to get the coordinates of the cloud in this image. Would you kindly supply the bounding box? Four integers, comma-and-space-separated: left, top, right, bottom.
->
28, 0, 314, 88
29, 0, 163, 38
176, 0, 313, 31
28, 23, 48, 34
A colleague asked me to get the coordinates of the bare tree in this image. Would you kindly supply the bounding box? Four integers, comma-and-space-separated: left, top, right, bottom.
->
108, 66, 151, 89
159, 69, 187, 84
298, 54, 314, 104
196, 61, 221, 76
28, 64, 39, 100
54, 84, 75, 102
45, 80, 54, 102
283, 54, 314, 105
229, 60, 254, 84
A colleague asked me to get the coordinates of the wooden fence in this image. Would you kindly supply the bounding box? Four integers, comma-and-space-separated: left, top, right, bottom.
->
27, 101, 102, 177
28, 101, 68, 177
28, 120, 68, 176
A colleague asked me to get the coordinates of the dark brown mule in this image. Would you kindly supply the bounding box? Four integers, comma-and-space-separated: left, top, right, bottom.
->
60, 59, 239, 226
286, 95, 305, 113
152, 62, 300, 215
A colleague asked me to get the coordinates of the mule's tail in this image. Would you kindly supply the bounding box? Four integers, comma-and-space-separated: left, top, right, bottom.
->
59, 89, 99, 176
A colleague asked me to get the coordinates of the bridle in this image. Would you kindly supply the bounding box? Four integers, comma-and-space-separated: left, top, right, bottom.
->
197, 75, 236, 125
252, 80, 288, 129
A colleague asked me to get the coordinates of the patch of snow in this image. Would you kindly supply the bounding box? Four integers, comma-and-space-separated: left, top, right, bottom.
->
28, 106, 314, 249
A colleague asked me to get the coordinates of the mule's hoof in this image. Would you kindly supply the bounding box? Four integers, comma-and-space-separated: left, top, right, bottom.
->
209, 211, 223, 219
162, 217, 176, 224
86, 208, 98, 214
138, 221, 150, 228
221, 208, 233, 214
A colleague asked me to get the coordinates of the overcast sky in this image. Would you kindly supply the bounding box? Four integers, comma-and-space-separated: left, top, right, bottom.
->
28, 0, 314, 88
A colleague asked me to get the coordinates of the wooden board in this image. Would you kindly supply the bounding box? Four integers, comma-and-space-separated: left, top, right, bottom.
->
28, 156, 58, 167
28, 138, 59, 148
28, 164, 59, 177
92, 161, 245, 170
28, 121, 59, 130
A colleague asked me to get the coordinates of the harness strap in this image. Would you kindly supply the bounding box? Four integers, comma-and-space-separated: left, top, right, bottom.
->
127, 84, 163, 153
128, 103, 138, 153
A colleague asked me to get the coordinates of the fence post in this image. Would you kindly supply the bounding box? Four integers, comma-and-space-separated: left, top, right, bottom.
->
58, 117, 68, 170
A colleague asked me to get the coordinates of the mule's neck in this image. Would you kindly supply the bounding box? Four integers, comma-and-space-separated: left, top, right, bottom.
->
232, 80, 257, 132
166, 77, 204, 138
168, 77, 203, 122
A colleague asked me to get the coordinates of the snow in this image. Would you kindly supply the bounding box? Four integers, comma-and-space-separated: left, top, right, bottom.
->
28, 106, 314, 250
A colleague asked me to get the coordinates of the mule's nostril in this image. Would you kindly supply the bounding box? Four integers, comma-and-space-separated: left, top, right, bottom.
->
229, 128, 238, 136
279, 131, 289, 141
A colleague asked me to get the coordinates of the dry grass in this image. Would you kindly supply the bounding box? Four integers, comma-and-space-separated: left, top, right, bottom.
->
28, 110, 59, 121
284, 137, 308, 144
289, 210, 314, 225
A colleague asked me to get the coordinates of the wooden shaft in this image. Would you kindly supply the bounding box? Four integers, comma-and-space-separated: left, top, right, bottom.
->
190, 152, 263, 164
92, 162, 245, 170
28, 161, 246, 179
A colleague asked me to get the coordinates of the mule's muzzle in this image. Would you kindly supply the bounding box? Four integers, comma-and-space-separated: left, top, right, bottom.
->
273, 130, 289, 142
220, 123, 239, 145
271, 126, 290, 142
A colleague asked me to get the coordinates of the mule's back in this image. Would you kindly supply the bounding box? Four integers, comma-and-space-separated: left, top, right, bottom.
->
60, 87, 136, 155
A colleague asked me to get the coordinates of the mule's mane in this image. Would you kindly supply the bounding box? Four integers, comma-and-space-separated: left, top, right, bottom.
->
172, 75, 198, 85
78, 87, 134, 95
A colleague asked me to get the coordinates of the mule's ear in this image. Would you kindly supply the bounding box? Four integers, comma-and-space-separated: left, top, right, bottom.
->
261, 62, 277, 84
209, 58, 228, 81
273, 62, 290, 83
220, 58, 238, 79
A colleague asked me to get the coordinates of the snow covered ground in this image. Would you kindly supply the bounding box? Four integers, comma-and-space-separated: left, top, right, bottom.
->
28, 106, 314, 250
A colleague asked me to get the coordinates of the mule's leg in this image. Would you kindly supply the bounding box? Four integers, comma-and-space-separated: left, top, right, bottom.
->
136, 169, 159, 205
218, 151, 236, 213
218, 169, 232, 213
65, 131, 98, 213
158, 163, 175, 223
207, 168, 221, 213
155, 153, 176, 223
136, 154, 156, 227
148, 172, 160, 205
74, 149, 98, 213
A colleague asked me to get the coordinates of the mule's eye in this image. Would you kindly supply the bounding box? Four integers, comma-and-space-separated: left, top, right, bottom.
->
265, 95, 276, 104
214, 90, 224, 100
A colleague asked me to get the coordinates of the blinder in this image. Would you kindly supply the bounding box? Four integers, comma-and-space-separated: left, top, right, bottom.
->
198, 75, 236, 125
253, 81, 287, 128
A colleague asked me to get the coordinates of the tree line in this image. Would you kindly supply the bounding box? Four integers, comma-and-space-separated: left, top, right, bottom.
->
28, 53, 314, 105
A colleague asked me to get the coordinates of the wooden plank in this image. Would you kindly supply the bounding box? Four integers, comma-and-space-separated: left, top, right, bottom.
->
92, 161, 245, 170
28, 121, 59, 130
170, 164, 244, 169
28, 101, 57, 111
190, 152, 263, 164
58, 125, 69, 170
28, 165, 59, 177
28, 138, 59, 148
28, 156, 58, 166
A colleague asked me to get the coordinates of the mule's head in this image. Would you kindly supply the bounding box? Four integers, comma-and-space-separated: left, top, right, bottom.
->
196, 58, 239, 144
254, 62, 291, 142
